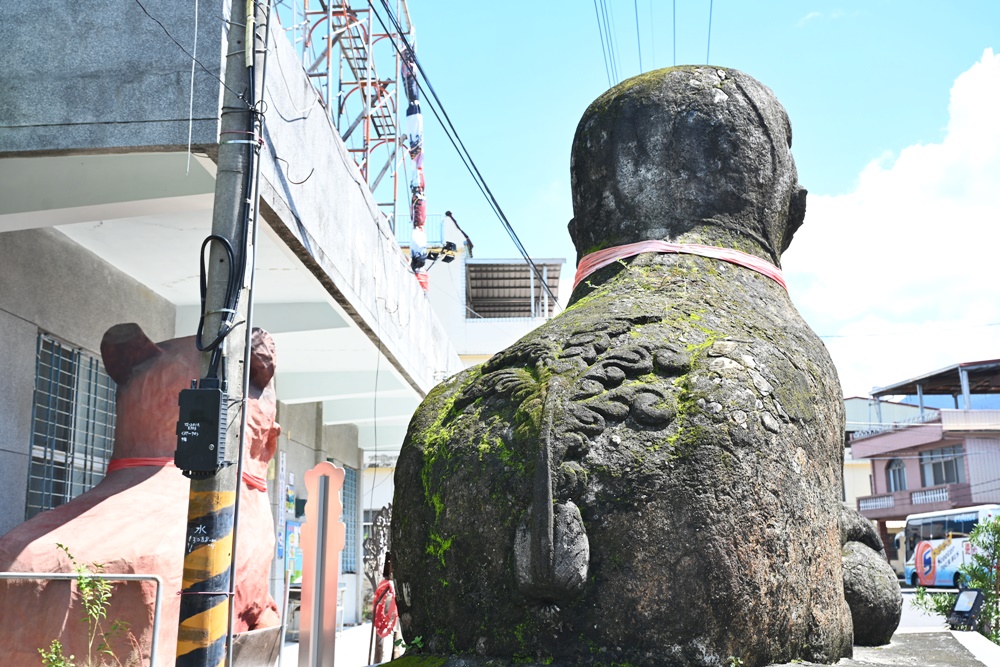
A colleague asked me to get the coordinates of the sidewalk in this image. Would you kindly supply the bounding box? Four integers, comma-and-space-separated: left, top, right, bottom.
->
278, 622, 382, 667
776, 587, 1000, 667
281, 627, 1000, 667
772, 631, 1000, 667
279, 597, 1000, 667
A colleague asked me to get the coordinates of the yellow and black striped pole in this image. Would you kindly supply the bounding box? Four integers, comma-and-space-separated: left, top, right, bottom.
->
176, 0, 267, 663
176, 477, 238, 666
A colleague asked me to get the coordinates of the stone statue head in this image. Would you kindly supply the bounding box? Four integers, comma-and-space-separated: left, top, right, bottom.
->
568, 66, 807, 266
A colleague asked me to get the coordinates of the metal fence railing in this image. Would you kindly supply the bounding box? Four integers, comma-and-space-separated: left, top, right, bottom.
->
392, 213, 444, 246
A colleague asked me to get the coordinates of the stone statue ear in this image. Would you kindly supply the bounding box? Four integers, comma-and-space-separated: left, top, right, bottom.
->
101, 323, 161, 385
567, 218, 584, 261
780, 185, 807, 254
249, 328, 276, 389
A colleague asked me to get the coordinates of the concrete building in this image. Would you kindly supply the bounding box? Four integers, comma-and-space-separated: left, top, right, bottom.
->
0, 0, 467, 632
843, 396, 930, 574
851, 360, 1000, 569
843, 396, 935, 506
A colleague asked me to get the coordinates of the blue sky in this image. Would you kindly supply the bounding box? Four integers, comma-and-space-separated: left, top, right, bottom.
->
377, 1, 1000, 396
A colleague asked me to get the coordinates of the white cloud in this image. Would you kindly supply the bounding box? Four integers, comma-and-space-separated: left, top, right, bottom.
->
783, 48, 1000, 396
796, 9, 856, 28
796, 11, 823, 28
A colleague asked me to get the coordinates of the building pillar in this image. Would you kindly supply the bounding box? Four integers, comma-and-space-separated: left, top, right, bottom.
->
959, 368, 972, 410
877, 521, 894, 562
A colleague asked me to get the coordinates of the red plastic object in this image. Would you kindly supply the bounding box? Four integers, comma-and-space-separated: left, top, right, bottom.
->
373, 579, 398, 638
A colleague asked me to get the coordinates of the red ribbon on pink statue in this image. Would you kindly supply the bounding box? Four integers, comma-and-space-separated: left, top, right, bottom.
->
106, 457, 175, 471
241, 472, 268, 492
573, 240, 787, 291
106, 458, 268, 491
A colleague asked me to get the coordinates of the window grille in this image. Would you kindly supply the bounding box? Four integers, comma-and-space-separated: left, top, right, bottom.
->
341, 465, 358, 573
26, 333, 116, 520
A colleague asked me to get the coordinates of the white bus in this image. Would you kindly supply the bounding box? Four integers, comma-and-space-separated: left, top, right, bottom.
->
902, 504, 1000, 588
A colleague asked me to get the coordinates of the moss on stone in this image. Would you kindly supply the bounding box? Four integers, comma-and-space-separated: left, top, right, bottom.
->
386, 657, 448, 667
426, 531, 453, 567
585, 66, 702, 120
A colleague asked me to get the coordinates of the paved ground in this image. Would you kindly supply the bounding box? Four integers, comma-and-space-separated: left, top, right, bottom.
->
771, 589, 999, 667
279, 622, 381, 666
279, 589, 1000, 667
772, 631, 999, 667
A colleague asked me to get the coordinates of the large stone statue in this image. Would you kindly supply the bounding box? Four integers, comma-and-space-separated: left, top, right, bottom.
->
0, 324, 281, 666
393, 67, 860, 667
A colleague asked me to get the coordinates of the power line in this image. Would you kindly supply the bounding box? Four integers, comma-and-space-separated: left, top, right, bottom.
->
605, 0, 623, 83
673, 0, 677, 66
706, 0, 714, 64
597, 0, 619, 84
633, 0, 643, 74
376, 6, 548, 287
133, 0, 252, 110
370, 1, 560, 308
649, 0, 655, 67
593, 0, 614, 87
851, 452, 995, 462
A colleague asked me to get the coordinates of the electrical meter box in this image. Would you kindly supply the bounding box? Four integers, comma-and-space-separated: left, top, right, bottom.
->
175, 387, 228, 474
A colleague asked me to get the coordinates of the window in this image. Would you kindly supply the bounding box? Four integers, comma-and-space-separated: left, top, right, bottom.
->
924, 518, 947, 541
363, 508, 377, 542
341, 465, 358, 573
920, 446, 966, 487
905, 519, 923, 556
886, 459, 907, 492
26, 333, 116, 519
947, 512, 977, 538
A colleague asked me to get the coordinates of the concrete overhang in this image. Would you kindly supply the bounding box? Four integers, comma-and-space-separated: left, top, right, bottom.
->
0, 152, 440, 448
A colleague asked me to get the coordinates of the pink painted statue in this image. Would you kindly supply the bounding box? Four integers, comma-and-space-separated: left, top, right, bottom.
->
0, 323, 281, 666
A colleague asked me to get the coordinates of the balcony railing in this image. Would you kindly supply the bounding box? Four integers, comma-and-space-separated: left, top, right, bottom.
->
912, 487, 950, 505
394, 214, 444, 246
857, 482, 972, 518
859, 495, 895, 511
851, 409, 1000, 443
850, 409, 941, 442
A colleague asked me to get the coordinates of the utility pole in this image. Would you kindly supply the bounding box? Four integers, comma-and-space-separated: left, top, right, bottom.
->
175, 0, 267, 664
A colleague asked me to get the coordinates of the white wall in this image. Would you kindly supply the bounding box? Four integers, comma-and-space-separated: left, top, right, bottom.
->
843, 448, 873, 508
966, 438, 1000, 505
362, 467, 396, 513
